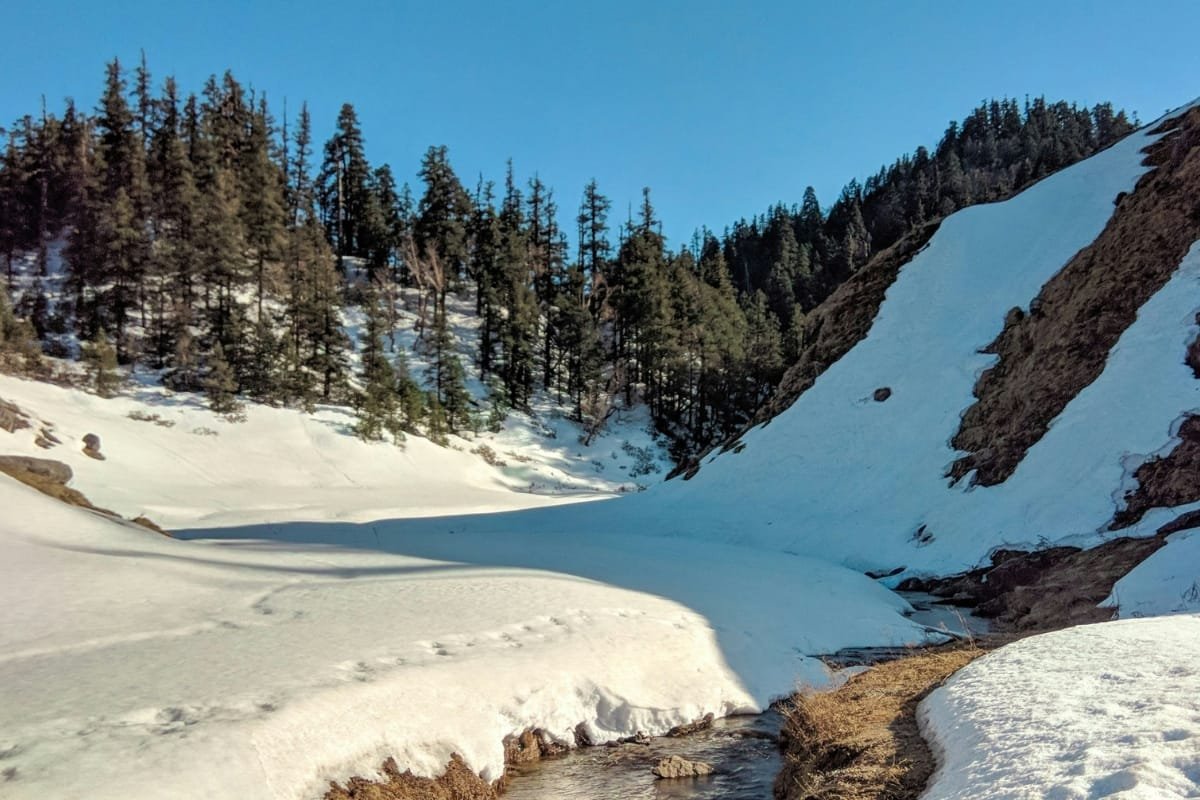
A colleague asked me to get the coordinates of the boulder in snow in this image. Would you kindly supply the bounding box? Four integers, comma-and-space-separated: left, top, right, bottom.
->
0, 455, 73, 485
82, 432, 105, 460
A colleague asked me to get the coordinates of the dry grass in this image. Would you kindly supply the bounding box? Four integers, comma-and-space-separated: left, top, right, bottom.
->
325, 755, 499, 800
774, 642, 997, 800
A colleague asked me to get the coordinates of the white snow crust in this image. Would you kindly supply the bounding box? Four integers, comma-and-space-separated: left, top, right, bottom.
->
920, 615, 1200, 799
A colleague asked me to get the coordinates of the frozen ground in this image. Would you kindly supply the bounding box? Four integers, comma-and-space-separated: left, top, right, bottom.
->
920, 615, 1200, 799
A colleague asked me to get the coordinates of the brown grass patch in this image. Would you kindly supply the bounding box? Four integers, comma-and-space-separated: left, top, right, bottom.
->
325, 754, 498, 800
774, 642, 993, 800
949, 107, 1200, 486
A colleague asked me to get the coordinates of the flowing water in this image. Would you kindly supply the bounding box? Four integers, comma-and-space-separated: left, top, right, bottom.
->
502, 710, 783, 800
501, 592, 985, 799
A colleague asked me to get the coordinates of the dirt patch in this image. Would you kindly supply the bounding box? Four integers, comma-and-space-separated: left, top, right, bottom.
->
949, 107, 1200, 486
674, 222, 941, 479
1111, 414, 1200, 529
897, 530, 1179, 632
773, 642, 987, 800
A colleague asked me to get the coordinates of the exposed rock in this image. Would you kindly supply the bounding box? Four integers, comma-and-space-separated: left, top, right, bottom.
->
35, 426, 61, 449
612, 731, 651, 746
501, 728, 565, 765
572, 721, 594, 748
651, 755, 714, 779
0, 455, 72, 485
1111, 415, 1200, 529
0, 399, 30, 433
873, 386, 892, 402
1157, 508, 1200, 536
0, 455, 95, 510
898, 535, 1169, 631
667, 712, 714, 737
82, 432, 105, 460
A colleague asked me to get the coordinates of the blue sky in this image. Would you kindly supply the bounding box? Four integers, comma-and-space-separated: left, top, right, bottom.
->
2, 0, 1198, 247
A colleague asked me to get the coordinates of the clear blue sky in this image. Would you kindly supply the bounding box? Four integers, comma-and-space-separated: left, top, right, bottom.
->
2, 0, 1198, 248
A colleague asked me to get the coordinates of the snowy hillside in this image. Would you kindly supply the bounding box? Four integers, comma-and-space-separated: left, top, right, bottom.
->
5, 101, 1200, 800
304, 101, 1200, 616
0, 365, 670, 529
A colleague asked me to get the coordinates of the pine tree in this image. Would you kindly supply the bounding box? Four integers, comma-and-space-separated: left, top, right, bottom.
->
414, 145, 470, 292
241, 97, 285, 321
317, 103, 372, 270
82, 328, 119, 398
423, 304, 471, 432
355, 288, 402, 442
203, 342, 240, 413
494, 165, 537, 407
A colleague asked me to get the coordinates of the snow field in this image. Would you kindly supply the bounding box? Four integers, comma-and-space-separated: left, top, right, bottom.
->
0, 475, 929, 799
0, 369, 666, 529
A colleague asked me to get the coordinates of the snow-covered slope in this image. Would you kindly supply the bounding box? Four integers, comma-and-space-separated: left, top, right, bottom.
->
639, 111, 1200, 575
0, 371, 668, 529
0, 474, 925, 799
920, 615, 1200, 799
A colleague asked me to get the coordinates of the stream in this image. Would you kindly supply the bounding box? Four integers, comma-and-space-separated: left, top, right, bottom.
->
501, 593, 986, 799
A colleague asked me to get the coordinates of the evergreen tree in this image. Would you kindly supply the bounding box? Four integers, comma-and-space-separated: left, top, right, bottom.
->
203, 342, 240, 413
317, 103, 372, 270
414, 145, 470, 291
355, 287, 403, 442
82, 328, 119, 398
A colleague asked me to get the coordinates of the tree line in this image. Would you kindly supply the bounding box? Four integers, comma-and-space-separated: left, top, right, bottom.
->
0, 56, 1135, 458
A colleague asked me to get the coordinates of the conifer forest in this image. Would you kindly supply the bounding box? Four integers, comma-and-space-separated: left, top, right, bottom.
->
0, 56, 1135, 458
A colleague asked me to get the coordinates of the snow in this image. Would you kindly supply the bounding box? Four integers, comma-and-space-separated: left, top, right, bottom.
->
379, 103, 1200, 603
0, 372, 666, 529
1106, 529, 1200, 618
920, 615, 1200, 799
0, 477, 926, 799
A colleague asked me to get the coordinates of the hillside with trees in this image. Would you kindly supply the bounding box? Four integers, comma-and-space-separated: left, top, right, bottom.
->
0, 56, 1135, 460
